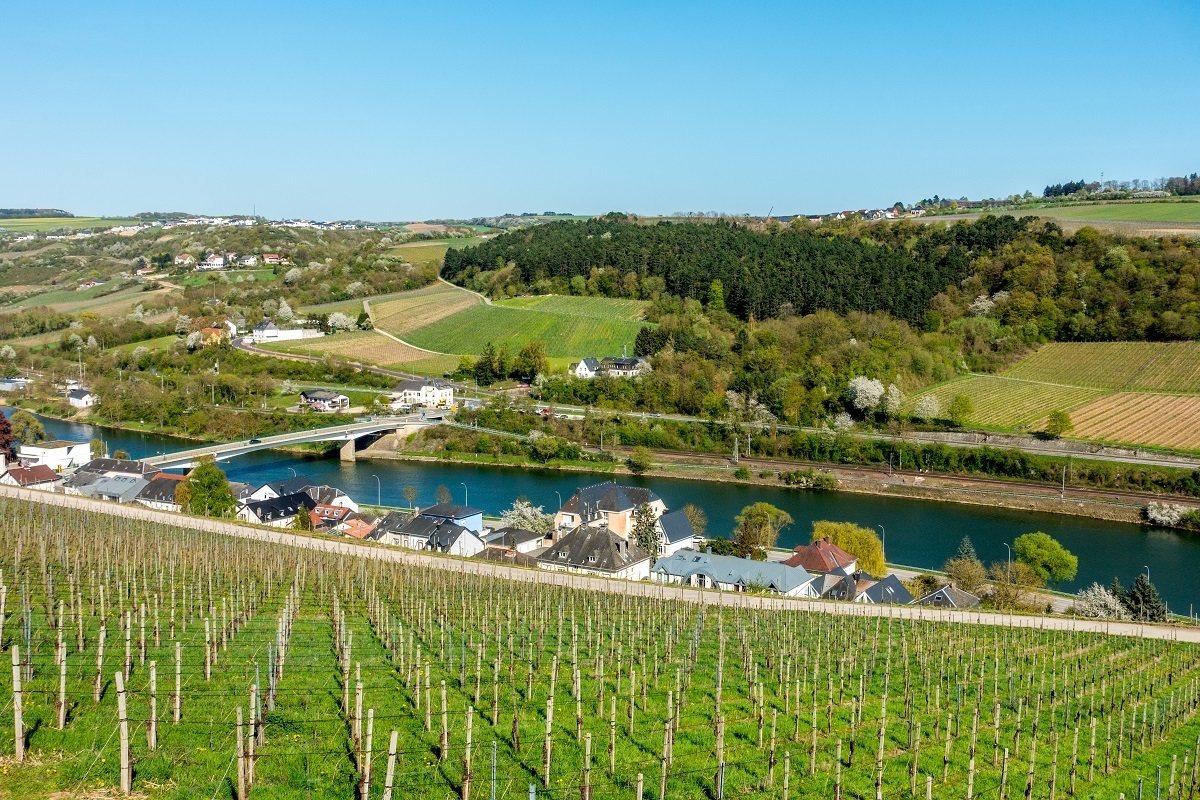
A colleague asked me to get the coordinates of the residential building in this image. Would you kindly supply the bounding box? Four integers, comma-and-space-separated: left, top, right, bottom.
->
554, 482, 665, 538
174, 254, 196, 266
339, 514, 379, 540
388, 379, 454, 410
198, 254, 226, 270
309, 503, 352, 531
305, 485, 360, 513
782, 537, 858, 574
913, 584, 981, 609
300, 390, 350, 412
425, 523, 486, 556
654, 509, 698, 558
0, 377, 31, 393
251, 318, 324, 344
369, 510, 413, 547
651, 549, 817, 597
857, 574, 914, 605
68, 388, 99, 408
0, 465, 62, 490
262, 253, 291, 266
537, 525, 651, 581
475, 547, 539, 568
600, 357, 651, 378
199, 327, 228, 345
237, 492, 316, 527
17, 439, 91, 471
135, 473, 187, 512
389, 515, 447, 550
77, 475, 149, 503
238, 255, 259, 267
250, 476, 312, 502
416, 503, 484, 534
484, 527, 546, 555
569, 358, 601, 379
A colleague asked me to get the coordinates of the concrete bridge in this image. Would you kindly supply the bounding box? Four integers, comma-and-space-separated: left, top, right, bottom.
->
141, 414, 433, 470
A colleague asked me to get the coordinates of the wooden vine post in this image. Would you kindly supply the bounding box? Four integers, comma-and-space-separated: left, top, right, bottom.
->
11, 645, 23, 762
116, 670, 131, 795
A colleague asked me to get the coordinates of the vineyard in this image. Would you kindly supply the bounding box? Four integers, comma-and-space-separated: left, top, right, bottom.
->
495, 295, 649, 323
4, 496, 1200, 799
370, 284, 481, 336
1071, 394, 1200, 451
903, 377, 1103, 429
1005, 344, 1200, 393
404, 303, 646, 360
261, 331, 460, 375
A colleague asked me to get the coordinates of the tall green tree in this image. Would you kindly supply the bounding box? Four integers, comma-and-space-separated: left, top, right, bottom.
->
1120, 574, 1167, 622
513, 341, 549, 381
1013, 531, 1078, 584
812, 520, 885, 577
1044, 410, 1074, 438
435, 484, 454, 505
9, 410, 45, 447
955, 536, 978, 562
180, 458, 236, 517
631, 503, 660, 564
474, 342, 498, 386
734, 503, 793, 560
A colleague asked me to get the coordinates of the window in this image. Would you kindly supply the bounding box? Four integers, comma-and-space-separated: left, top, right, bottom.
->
588, 555, 597, 563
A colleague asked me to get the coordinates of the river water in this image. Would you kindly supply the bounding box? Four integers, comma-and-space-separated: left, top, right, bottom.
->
11, 410, 1200, 611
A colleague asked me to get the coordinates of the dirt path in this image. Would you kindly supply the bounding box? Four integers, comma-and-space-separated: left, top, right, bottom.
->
3, 483, 1193, 642
363, 298, 447, 356
438, 276, 491, 305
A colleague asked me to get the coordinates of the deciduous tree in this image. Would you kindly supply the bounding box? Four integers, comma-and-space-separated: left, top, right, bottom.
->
1013, 531, 1077, 584
735, 503, 793, 560
812, 520, 884, 577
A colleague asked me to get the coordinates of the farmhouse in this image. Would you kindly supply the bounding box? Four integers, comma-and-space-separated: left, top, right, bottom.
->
17, 439, 91, 471
537, 524, 651, 581
651, 549, 818, 597
251, 318, 324, 344
300, 390, 350, 412
68, 388, 99, 409
569, 358, 601, 379
554, 481, 666, 539
199, 327, 228, 345
0, 465, 62, 491
388, 379, 454, 410
135, 473, 187, 512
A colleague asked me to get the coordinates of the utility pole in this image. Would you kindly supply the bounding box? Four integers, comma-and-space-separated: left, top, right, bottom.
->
1061, 465, 1066, 500
732, 435, 739, 465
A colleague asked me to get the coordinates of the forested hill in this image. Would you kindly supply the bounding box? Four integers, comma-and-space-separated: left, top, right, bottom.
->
445, 214, 1200, 341
443, 214, 1029, 325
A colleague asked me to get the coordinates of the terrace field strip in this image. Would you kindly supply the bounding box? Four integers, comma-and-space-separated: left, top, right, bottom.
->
0, 217, 141, 232
905, 375, 1104, 429
1071, 393, 1200, 451
387, 237, 487, 267
4, 496, 1200, 799
1005, 342, 1200, 392
495, 294, 649, 322
369, 283, 481, 336
1034, 202, 1200, 223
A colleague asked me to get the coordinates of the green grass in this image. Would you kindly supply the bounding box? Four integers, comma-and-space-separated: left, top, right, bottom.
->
175, 268, 276, 288
905, 375, 1104, 429
387, 236, 486, 265
0, 216, 142, 232
1030, 201, 1200, 223
1004, 342, 1200, 393
404, 302, 645, 359
495, 294, 648, 322
115, 334, 181, 353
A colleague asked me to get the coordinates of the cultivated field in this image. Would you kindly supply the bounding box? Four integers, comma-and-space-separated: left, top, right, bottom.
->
1035, 202, 1200, 224
496, 295, 648, 322
1005, 342, 1200, 393
7, 285, 154, 316
904, 376, 1104, 429
404, 303, 645, 359
261, 330, 460, 375
370, 283, 481, 335
3, 496, 1200, 799
388, 237, 487, 267
1071, 393, 1200, 451
0, 216, 141, 232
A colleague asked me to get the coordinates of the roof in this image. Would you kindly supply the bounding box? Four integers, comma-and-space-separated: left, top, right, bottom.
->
228, 481, 254, 501
393, 378, 451, 392
601, 357, 643, 369
80, 475, 148, 502
3, 465, 59, 486
301, 389, 348, 401
914, 584, 981, 609
375, 510, 413, 533
396, 515, 444, 539
576, 358, 601, 371
475, 547, 539, 568
537, 525, 650, 572
860, 574, 913, 605
418, 503, 482, 520
243, 491, 315, 522
341, 517, 378, 539
656, 509, 695, 545
254, 318, 278, 332
22, 439, 88, 450
262, 476, 311, 497
311, 503, 352, 522
305, 485, 351, 505
652, 549, 813, 594
68, 388, 95, 400
426, 523, 479, 552
136, 473, 186, 504
783, 537, 857, 573
485, 527, 545, 548
77, 458, 156, 478
560, 481, 661, 518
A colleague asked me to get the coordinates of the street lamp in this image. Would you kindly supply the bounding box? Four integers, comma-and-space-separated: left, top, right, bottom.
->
372, 474, 381, 507
876, 525, 886, 560
287, 467, 297, 478
555, 491, 562, 510
461, 483, 468, 507
1003, 543, 1012, 566
1145, 565, 1151, 584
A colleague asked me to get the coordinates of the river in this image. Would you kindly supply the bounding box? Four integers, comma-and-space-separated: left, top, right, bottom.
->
10, 410, 1200, 611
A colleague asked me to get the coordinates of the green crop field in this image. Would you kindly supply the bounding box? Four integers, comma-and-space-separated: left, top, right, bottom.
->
115, 334, 181, 353
403, 303, 645, 359
0, 216, 141, 232
388, 237, 487, 266
1005, 342, 1200, 393
2, 495, 1199, 800
496, 295, 648, 322
905, 376, 1104, 429
1031, 202, 1200, 223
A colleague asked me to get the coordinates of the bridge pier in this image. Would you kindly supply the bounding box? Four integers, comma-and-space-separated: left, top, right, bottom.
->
340, 439, 357, 463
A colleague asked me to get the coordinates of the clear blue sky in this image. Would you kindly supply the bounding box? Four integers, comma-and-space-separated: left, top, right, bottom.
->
3, 1, 1198, 220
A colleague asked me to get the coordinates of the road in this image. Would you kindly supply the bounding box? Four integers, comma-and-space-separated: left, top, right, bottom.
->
3, 483, 1192, 643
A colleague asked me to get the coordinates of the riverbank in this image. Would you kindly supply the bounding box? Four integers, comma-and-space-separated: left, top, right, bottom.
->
359, 434, 1154, 526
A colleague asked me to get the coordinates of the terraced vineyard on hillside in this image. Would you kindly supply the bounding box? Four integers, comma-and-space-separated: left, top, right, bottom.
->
1005, 342, 1200, 393
905, 376, 1104, 429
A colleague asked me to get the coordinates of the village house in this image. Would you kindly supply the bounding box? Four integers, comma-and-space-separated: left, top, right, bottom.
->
68, 388, 99, 409
304, 484, 359, 513
782, 536, 858, 574
338, 513, 379, 540
198, 254, 226, 270
238, 254, 259, 267
388, 379, 454, 410
484, 527, 547, 555
0, 377, 31, 393
600, 356, 651, 378
64, 458, 156, 496
416, 503, 484, 534
425, 523, 486, 556
249, 475, 312, 502
309, 503, 352, 532
0, 465, 62, 491
17, 439, 91, 471
824, 571, 913, 605
199, 327, 228, 346
77, 475, 149, 503
134, 473, 187, 512
536, 524, 652, 581
654, 509, 699, 559
913, 584, 981, 609
174, 254, 196, 266
651, 549, 818, 597
369, 510, 413, 547
251, 318, 323, 344
237, 491, 316, 527
300, 390, 350, 413
568, 358, 601, 379
262, 253, 291, 266
554, 482, 666, 539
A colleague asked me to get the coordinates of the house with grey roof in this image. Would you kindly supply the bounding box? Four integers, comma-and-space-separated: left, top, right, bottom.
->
537, 524, 651, 581
250, 475, 312, 502
650, 549, 817, 597
485, 527, 547, 554
554, 481, 665, 539
237, 491, 315, 527
416, 502, 483, 534
857, 574, 914, 605
654, 509, 698, 558
913, 584, 981, 609
77, 475, 149, 504
569, 358, 602, 379
135, 473, 187, 512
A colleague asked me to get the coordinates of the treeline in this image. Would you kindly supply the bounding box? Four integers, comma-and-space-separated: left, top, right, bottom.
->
443, 213, 1032, 325
0, 209, 72, 219
1043, 180, 1093, 197
1166, 174, 1200, 196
